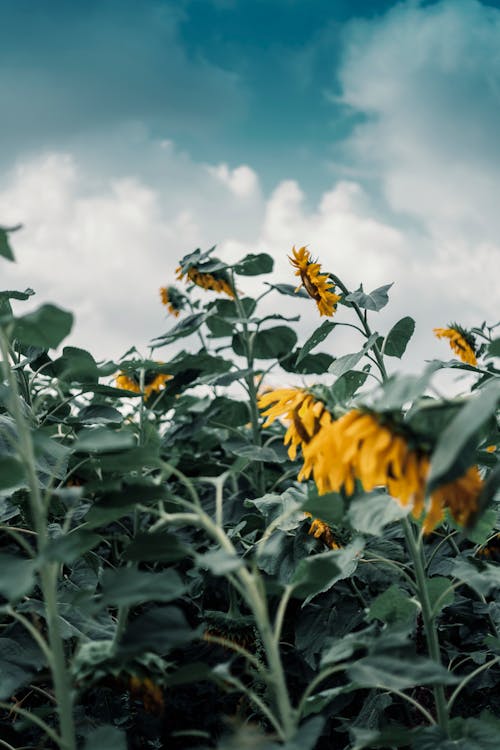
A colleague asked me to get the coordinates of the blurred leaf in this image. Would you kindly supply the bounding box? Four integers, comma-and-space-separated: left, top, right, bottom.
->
73, 427, 136, 453
429, 381, 500, 488
44, 530, 102, 563
264, 282, 309, 299
247, 489, 304, 530
230, 444, 286, 463
153, 312, 206, 346
52, 346, 101, 382
0, 225, 21, 262
486, 339, 500, 358
348, 490, 409, 535
349, 654, 458, 690
100, 568, 186, 607
367, 585, 418, 625
234, 252, 274, 275
383, 316, 415, 358
302, 488, 345, 526
330, 370, 368, 402
124, 531, 189, 562
0, 554, 35, 601
77, 404, 123, 425
213, 296, 256, 319
452, 559, 500, 596
329, 334, 378, 377
196, 548, 243, 574
0, 456, 25, 489
206, 314, 234, 337
12, 303, 73, 348
281, 348, 334, 375
297, 321, 336, 364
83, 726, 127, 750
345, 284, 393, 312
119, 606, 201, 656
427, 576, 455, 614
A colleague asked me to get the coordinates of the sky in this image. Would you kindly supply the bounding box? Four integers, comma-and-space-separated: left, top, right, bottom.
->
1, 0, 499, 377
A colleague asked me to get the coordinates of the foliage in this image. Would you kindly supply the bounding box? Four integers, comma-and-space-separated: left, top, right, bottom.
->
0, 235, 499, 750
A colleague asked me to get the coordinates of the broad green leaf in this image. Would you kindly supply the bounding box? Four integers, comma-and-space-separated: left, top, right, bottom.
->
383, 316, 415, 358
328, 333, 378, 377
320, 630, 373, 667
282, 717, 325, 750
195, 548, 243, 575
281, 349, 334, 375
0, 634, 46, 700
371, 366, 439, 411
233, 325, 297, 359
427, 576, 455, 614
265, 282, 309, 299
301, 488, 345, 526
452, 559, 500, 596
0, 456, 25, 489
291, 539, 363, 599
487, 338, 500, 358
52, 346, 101, 382
349, 654, 458, 690
83, 726, 126, 750
205, 314, 234, 337
247, 489, 304, 530
230, 444, 286, 462
118, 606, 201, 656
330, 371, 368, 402
100, 568, 186, 607
348, 490, 409, 535
152, 312, 206, 346
77, 404, 123, 425
429, 381, 500, 488
0, 554, 35, 601
44, 530, 102, 563
73, 427, 136, 453
345, 283, 393, 312
212, 296, 256, 319
367, 585, 418, 625
124, 531, 188, 562
12, 303, 73, 348
297, 320, 336, 364
233, 252, 274, 275
0, 225, 20, 262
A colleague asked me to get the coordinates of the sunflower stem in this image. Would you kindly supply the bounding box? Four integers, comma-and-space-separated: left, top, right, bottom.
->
403, 517, 449, 734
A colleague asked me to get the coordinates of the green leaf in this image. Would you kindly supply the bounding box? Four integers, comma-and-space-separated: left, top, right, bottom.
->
73, 427, 136, 453
205, 314, 234, 337
230, 444, 286, 462
0, 456, 25, 489
328, 333, 379, 377
195, 548, 243, 575
292, 539, 363, 599
233, 252, 274, 275
297, 321, 336, 364
118, 606, 201, 656
486, 338, 500, 358
427, 576, 455, 614
367, 585, 418, 626
233, 325, 297, 359
281, 349, 334, 375
452, 559, 500, 596
345, 283, 393, 312
0, 225, 20, 262
301, 488, 345, 526
77, 404, 123, 425
429, 381, 500, 488
12, 303, 73, 349
383, 316, 415, 358
100, 568, 186, 607
83, 726, 127, 750
349, 655, 458, 690
330, 371, 369, 402
265, 282, 309, 299
44, 530, 102, 563
246, 489, 304, 531
124, 531, 188, 562
152, 312, 206, 346
52, 346, 101, 382
348, 490, 410, 535
0, 554, 35, 601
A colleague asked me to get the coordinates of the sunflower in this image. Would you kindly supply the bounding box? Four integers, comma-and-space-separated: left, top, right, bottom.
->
176, 264, 235, 298
434, 324, 477, 366
115, 366, 172, 398
258, 387, 332, 460
425, 465, 483, 533
289, 246, 341, 317
305, 513, 341, 550
159, 285, 185, 317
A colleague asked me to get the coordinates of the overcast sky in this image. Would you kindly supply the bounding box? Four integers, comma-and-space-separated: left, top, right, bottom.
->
1, 0, 499, 376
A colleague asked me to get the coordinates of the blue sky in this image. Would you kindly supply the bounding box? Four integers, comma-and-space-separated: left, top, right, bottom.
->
1, 0, 499, 368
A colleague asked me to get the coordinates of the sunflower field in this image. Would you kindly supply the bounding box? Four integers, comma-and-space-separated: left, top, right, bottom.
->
1, 225, 500, 750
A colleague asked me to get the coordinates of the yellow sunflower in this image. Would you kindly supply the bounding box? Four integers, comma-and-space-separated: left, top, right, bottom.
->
258, 387, 332, 460
434, 325, 477, 366
159, 285, 185, 317
115, 367, 172, 398
176, 265, 235, 299
289, 246, 341, 317
425, 465, 483, 533
305, 513, 341, 550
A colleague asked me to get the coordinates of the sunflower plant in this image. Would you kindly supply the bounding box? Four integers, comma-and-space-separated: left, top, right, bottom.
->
0, 227, 499, 750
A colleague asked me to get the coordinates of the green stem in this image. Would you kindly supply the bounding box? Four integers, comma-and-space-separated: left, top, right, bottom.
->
0, 329, 76, 750
403, 518, 449, 734
447, 657, 500, 712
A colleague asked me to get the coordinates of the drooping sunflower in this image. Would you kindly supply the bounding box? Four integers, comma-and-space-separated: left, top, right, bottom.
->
176, 264, 235, 299
159, 285, 185, 317
434, 324, 477, 366
305, 514, 341, 550
258, 387, 332, 460
289, 246, 341, 317
425, 465, 483, 533
115, 366, 172, 398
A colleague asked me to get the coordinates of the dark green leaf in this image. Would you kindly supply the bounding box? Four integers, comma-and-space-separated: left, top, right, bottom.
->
230, 444, 286, 462
73, 427, 136, 453
345, 284, 393, 312
12, 303, 73, 348
234, 252, 274, 275
233, 325, 298, 359
124, 532, 189, 562
348, 490, 409, 535
429, 381, 500, 488
349, 655, 458, 690
152, 312, 206, 346
0, 225, 21, 262
330, 370, 368, 402
297, 321, 336, 364
119, 606, 201, 656
281, 349, 334, 375
0, 554, 35, 601
328, 333, 379, 377
486, 339, 500, 358
83, 726, 127, 750
0, 456, 25, 489
301, 488, 345, 526
52, 346, 100, 382
196, 548, 243, 574
367, 585, 418, 625
265, 282, 309, 299
44, 530, 102, 563
100, 568, 186, 607
427, 577, 455, 614
77, 404, 123, 425
383, 316, 416, 358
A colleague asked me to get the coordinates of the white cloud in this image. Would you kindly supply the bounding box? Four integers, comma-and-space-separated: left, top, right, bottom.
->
206, 163, 260, 198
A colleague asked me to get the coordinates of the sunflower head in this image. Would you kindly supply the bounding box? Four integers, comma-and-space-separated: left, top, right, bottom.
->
433, 323, 477, 366
159, 285, 185, 317
115, 363, 172, 398
176, 247, 235, 298
288, 245, 341, 317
